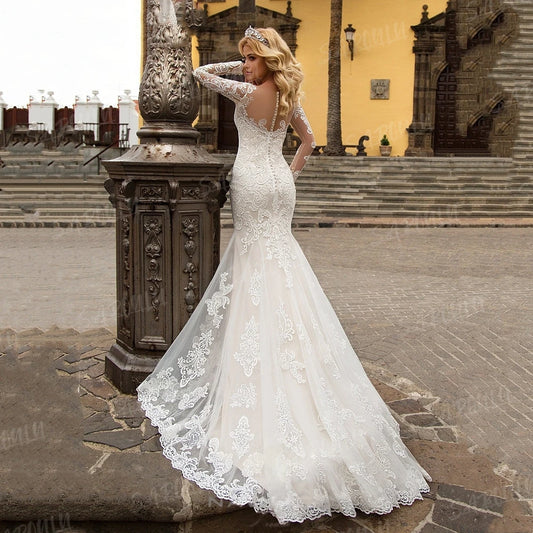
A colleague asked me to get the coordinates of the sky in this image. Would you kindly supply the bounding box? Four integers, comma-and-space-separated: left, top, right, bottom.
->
0, 0, 142, 108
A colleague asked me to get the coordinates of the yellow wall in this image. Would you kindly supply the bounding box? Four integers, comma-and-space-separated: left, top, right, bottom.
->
196, 0, 448, 155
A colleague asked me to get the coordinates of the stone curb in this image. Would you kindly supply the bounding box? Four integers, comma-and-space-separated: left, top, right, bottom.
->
2, 216, 533, 229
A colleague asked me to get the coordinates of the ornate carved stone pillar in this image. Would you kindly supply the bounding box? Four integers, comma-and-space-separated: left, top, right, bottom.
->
405, 5, 446, 156
103, 0, 228, 394
405, 41, 436, 156
195, 41, 218, 148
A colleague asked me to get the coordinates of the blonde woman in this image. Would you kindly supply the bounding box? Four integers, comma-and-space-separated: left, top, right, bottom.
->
138, 27, 430, 524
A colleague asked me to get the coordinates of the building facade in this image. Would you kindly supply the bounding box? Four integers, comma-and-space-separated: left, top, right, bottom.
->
142, 0, 520, 157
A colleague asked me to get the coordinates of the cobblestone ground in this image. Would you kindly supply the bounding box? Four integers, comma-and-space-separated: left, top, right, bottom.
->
1, 226, 532, 505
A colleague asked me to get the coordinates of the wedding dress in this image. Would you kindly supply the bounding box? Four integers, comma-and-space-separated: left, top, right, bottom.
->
137, 61, 431, 524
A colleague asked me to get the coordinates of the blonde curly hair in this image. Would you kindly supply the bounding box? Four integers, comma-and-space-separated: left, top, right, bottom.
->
239, 27, 304, 117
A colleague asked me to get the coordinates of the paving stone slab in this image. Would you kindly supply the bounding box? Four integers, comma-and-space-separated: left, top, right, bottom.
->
435, 428, 456, 442
142, 421, 160, 440
140, 435, 163, 452
86, 361, 105, 378
83, 412, 122, 435
80, 394, 108, 413
406, 441, 511, 497
124, 417, 144, 429
432, 499, 497, 533
83, 429, 143, 450
405, 413, 443, 427
420, 525, 454, 533
111, 395, 145, 420
55, 357, 99, 374
64, 348, 83, 363
81, 348, 107, 360
437, 483, 506, 514
80, 378, 118, 400
370, 380, 406, 403
388, 398, 428, 415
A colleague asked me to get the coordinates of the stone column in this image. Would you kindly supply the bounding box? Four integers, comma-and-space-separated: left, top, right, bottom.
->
405, 5, 444, 157
405, 40, 436, 156
103, 0, 228, 394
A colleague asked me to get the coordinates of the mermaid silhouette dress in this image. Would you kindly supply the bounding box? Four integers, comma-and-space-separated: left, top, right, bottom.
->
137, 61, 430, 524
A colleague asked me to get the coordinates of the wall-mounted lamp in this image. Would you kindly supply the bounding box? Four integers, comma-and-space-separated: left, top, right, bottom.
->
344, 23, 355, 61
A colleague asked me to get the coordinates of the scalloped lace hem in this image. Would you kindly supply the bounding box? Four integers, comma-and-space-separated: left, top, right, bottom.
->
139, 395, 431, 525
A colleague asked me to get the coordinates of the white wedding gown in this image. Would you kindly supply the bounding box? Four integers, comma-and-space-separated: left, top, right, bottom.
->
137, 62, 430, 524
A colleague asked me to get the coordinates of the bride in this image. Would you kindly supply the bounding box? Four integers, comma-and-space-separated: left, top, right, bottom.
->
137, 26, 430, 524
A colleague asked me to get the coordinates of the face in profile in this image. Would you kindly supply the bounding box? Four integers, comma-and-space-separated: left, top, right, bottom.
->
242, 44, 272, 86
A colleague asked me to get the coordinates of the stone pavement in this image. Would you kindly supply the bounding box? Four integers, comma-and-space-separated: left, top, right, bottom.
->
0, 226, 532, 531
1, 327, 531, 532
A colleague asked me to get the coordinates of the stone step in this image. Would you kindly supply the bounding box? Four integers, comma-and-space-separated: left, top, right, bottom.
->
296, 182, 529, 190
0, 174, 106, 188
294, 200, 533, 209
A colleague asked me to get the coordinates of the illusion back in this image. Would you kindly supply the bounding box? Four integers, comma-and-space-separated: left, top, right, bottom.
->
194, 61, 315, 286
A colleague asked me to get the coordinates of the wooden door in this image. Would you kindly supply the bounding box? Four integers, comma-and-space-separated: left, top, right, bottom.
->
434, 66, 458, 155
434, 66, 490, 156
217, 94, 238, 151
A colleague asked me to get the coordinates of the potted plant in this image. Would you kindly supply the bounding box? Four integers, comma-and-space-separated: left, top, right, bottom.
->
379, 135, 392, 156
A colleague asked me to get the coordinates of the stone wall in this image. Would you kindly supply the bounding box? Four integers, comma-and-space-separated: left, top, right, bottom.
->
407, 0, 520, 157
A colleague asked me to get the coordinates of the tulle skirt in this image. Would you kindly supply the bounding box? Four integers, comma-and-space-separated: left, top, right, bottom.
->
137, 225, 430, 524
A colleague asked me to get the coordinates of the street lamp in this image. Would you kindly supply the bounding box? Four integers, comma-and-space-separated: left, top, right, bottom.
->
344, 23, 355, 61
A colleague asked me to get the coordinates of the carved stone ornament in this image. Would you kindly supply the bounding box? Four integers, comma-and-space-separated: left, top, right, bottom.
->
181, 186, 201, 199
182, 217, 200, 314
140, 185, 164, 201
139, 0, 199, 124
120, 214, 132, 339
144, 217, 163, 321
371, 79, 390, 100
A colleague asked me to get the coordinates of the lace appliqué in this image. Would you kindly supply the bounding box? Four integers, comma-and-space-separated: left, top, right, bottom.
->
277, 305, 307, 383
176, 412, 209, 451
230, 383, 257, 409
294, 104, 313, 135
141, 367, 179, 403
276, 389, 305, 458
177, 329, 213, 388
206, 438, 234, 476
242, 452, 264, 478
178, 383, 209, 410
206, 272, 233, 328
317, 378, 361, 442
280, 350, 306, 384
193, 62, 255, 105
177, 273, 233, 387
230, 416, 254, 459
277, 303, 294, 342
234, 316, 260, 377
249, 269, 263, 306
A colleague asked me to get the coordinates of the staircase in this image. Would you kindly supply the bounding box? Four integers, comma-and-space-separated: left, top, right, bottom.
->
0, 146, 116, 226
218, 154, 532, 223
1, 150, 531, 227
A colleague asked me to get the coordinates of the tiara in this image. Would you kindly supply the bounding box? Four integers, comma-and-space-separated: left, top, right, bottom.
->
244, 26, 269, 46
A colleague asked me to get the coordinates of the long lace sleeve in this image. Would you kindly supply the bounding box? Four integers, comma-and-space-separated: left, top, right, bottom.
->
289, 104, 316, 181
193, 61, 253, 103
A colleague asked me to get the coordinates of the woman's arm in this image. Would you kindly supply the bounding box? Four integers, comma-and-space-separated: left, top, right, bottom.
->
289, 104, 316, 181
193, 61, 254, 103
